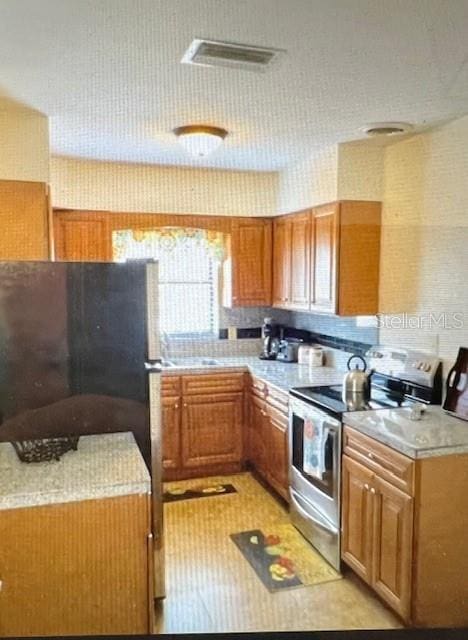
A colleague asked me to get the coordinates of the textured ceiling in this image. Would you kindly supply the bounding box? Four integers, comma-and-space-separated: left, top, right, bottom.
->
0, 0, 467, 170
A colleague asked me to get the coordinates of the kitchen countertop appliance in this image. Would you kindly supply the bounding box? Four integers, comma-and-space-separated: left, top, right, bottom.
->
288, 346, 442, 571
276, 337, 303, 363
342, 354, 371, 410
259, 317, 280, 360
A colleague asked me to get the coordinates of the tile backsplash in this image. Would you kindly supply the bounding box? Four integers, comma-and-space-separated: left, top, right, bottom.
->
171, 305, 377, 361
287, 311, 378, 347
219, 306, 290, 332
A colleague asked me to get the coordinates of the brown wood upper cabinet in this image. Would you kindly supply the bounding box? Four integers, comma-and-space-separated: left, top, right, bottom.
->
0, 180, 51, 260
224, 218, 272, 307
54, 211, 273, 308
273, 201, 381, 316
273, 212, 310, 310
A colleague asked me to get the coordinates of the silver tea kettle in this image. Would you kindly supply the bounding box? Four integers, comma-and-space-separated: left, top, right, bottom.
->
342, 355, 371, 410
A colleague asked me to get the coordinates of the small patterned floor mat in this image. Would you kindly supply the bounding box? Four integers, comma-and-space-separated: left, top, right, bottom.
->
163, 482, 237, 503
230, 524, 342, 592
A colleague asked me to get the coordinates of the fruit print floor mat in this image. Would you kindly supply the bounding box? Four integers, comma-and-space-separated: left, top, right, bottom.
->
163, 482, 237, 503
230, 524, 342, 592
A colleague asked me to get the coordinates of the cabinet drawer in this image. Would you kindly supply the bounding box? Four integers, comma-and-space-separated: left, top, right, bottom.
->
343, 426, 414, 496
249, 375, 267, 399
182, 373, 245, 396
265, 384, 289, 414
265, 403, 288, 431
161, 375, 181, 396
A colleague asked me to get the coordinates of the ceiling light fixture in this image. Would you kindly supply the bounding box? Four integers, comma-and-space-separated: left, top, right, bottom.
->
173, 125, 228, 157
361, 122, 413, 136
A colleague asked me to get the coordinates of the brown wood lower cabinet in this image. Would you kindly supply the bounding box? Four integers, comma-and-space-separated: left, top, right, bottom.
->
0, 494, 152, 637
341, 454, 413, 620
161, 372, 289, 499
264, 404, 289, 499
341, 455, 375, 585
161, 373, 244, 480
247, 383, 289, 502
162, 395, 181, 471
248, 392, 268, 476
371, 474, 413, 618
182, 392, 243, 468
342, 425, 468, 627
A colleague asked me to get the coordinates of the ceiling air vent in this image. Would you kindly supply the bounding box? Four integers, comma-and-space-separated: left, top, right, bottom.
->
181, 39, 285, 72
361, 122, 414, 136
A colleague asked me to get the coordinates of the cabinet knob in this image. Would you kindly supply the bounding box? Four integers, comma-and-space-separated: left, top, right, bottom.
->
175, 404, 179, 409
370, 487, 376, 494
367, 452, 374, 459
183, 403, 187, 407
364, 483, 370, 491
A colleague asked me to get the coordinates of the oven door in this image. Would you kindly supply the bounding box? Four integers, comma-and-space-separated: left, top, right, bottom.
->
289, 397, 341, 526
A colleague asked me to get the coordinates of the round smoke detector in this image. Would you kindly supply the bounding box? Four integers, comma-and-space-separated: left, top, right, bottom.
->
360, 122, 414, 136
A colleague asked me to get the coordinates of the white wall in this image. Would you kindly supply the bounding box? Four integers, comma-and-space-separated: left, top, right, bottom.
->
379, 116, 468, 371
337, 141, 384, 201
277, 145, 338, 214
50, 156, 278, 217
277, 141, 384, 214
0, 108, 49, 182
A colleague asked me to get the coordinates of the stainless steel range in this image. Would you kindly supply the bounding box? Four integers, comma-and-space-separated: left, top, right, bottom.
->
288, 346, 442, 571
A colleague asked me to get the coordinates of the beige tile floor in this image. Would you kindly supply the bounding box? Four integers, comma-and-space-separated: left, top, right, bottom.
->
155, 472, 402, 633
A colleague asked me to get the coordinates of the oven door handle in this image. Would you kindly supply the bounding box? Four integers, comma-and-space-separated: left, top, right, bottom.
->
290, 489, 339, 535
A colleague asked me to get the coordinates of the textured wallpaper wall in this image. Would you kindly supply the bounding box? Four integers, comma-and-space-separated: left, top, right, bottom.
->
379, 115, 468, 372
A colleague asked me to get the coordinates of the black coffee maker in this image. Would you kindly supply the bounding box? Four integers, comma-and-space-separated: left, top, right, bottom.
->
259, 317, 280, 360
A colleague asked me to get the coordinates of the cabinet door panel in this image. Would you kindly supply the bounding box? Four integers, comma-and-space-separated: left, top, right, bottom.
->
162, 396, 181, 472
341, 455, 374, 584
372, 475, 413, 620
248, 393, 268, 476
182, 393, 243, 467
231, 219, 272, 306
290, 212, 311, 309
311, 204, 338, 312
265, 405, 289, 500
272, 218, 291, 307
55, 218, 111, 261
0, 180, 49, 260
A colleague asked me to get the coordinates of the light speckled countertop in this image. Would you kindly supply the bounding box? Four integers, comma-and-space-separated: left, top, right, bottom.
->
344, 405, 468, 459
161, 356, 345, 393
0, 432, 151, 511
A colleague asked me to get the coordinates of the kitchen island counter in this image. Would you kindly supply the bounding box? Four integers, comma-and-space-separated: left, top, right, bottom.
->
0, 431, 151, 511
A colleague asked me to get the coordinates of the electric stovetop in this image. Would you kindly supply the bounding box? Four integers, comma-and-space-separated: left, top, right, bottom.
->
290, 384, 415, 415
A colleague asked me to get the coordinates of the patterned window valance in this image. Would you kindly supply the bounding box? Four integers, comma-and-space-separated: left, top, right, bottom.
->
112, 227, 226, 262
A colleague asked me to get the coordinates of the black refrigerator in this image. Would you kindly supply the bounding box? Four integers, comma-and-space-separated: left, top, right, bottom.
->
0, 260, 164, 597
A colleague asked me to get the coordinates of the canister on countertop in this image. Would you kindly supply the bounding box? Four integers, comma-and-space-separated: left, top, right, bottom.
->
298, 344, 324, 367
298, 344, 312, 365
308, 346, 324, 367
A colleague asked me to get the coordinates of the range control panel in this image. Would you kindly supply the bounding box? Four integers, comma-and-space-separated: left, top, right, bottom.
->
366, 346, 441, 386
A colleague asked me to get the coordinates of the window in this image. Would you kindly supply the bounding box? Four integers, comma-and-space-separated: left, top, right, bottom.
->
112, 228, 222, 338
158, 240, 219, 336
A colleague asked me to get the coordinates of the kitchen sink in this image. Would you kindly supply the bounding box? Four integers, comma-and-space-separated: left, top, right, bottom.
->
160, 357, 220, 368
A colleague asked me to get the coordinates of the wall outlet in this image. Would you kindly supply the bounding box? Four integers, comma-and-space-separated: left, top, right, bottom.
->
228, 326, 237, 340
